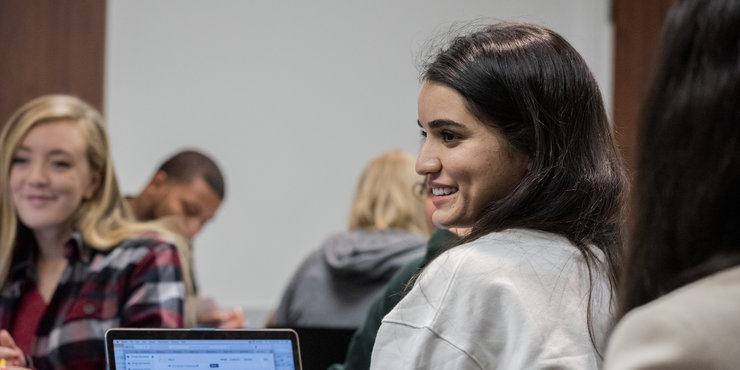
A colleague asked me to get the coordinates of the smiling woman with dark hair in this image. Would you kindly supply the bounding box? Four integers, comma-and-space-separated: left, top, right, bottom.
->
370, 22, 627, 369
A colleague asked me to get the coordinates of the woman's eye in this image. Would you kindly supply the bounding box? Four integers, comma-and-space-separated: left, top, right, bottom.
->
52, 161, 72, 169
10, 156, 28, 166
441, 131, 459, 143
419, 130, 427, 138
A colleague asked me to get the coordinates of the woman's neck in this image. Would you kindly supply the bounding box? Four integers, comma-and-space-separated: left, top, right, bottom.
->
32, 226, 73, 303
33, 227, 73, 261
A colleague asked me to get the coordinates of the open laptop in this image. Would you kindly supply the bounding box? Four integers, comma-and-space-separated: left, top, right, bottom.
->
105, 328, 302, 370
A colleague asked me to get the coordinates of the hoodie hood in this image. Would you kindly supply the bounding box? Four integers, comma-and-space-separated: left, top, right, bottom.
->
322, 229, 426, 282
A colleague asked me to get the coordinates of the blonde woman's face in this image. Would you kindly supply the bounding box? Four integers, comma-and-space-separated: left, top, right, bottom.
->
9, 120, 100, 235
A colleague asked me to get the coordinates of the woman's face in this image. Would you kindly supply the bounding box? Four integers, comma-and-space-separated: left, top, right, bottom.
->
416, 81, 529, 229
9, 120, 100, 236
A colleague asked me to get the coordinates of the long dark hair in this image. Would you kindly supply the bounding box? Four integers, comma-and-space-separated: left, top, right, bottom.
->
617, 0, 740, 319
420, 23, 628, 351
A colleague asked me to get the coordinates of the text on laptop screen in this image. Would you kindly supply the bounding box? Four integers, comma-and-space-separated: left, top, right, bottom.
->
111, 338, 296, 370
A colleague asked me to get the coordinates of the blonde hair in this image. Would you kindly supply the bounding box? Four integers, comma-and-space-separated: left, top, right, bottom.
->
0, 95, 193, 298
348, 149, 429, 236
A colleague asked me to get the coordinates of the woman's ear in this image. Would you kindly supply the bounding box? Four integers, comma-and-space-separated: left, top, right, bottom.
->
84, 171, 102, 200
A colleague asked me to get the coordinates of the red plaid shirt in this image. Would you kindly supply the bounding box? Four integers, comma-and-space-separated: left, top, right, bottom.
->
0, 233, 185, 369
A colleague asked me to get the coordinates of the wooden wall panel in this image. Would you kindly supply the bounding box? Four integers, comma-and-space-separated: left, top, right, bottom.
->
613, 0, 676, 173
0, 0, 105, 131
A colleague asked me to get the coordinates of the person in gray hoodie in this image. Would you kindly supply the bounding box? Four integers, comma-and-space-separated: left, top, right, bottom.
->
268, 150, 431, 328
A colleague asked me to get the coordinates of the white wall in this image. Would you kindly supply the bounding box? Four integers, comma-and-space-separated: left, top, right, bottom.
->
106, 0, 612, 326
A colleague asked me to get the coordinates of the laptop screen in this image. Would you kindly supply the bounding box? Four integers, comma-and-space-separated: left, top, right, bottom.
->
105, 329, 301, 370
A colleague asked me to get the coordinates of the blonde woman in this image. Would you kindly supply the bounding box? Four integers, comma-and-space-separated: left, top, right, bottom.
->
269, 149, 430, 328
0, 95, 187, 369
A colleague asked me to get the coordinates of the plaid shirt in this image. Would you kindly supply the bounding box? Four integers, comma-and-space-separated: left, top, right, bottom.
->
0, 233, 185, 369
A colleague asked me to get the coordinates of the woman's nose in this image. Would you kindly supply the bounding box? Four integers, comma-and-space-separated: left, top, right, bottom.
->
415, 143, 441, 176
28, 162, 49, 186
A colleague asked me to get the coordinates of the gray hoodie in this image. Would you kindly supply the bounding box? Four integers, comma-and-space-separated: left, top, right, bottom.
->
272, 229, 426, 328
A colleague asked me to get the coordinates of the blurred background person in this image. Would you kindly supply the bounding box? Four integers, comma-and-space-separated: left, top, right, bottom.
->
605, 0, 740, 368
127, 150, 223, 241
0, 95, 185, 369
127, 150, 243, 328
268, 149, 430, 329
